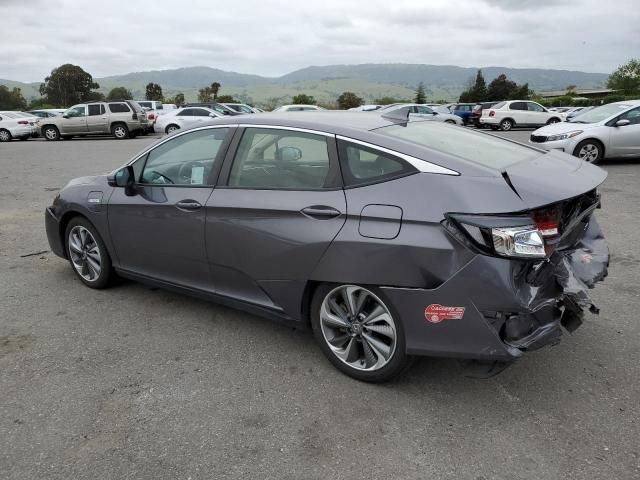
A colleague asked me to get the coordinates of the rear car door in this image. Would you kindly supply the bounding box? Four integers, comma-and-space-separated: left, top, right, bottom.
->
108, 127, 231, 290
205, 126, 346, 314
86, 104, 108, 132
508, 102, 528, 125
608, 106, 640, 157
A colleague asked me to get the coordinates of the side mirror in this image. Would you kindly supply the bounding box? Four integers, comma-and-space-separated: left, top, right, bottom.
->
432, 111, 438, 115
62, 114, 69, 118
615, 119, 631, 127
278, 146, 302, 162
108, 165, 136, 196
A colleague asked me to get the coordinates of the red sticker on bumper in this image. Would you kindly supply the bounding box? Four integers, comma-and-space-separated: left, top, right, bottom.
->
425, 304, 465, 323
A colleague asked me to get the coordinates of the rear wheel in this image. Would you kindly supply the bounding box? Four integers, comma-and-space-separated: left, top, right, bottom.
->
165, 124, 179, 134
0, 129, 12, 142
444, 119, 456, 125
574, 139, 604, 164
111, 123, 130, 139
311, 284, 409, 382
43, 126, 60, 141
500, 119, 514, 131
547, 117, 561, 125
65, 217, 113, 289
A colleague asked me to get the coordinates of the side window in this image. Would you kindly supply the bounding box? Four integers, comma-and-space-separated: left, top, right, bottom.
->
509, 102, 527, 111
337, 140, 417, 187
179, 109, 194, 116
528, 102, 545, 112
88, 104, 102, 116
140, 128, 228, 186
67, 105, 86, 117
108, 103, 130, 113
192, 108, 211, 116
416, 106, 433, 114
619, 107, 640, 125
228, 128, 331, 189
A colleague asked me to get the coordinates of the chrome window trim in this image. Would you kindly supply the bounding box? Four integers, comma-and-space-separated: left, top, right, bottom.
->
335, 135, 460, 176
237, 124, 334, 137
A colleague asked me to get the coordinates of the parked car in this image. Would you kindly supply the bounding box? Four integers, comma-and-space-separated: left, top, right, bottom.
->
348, 105, 382, 111
154, 106, 222, 134
566, 106, 595, 122
470, 102, 500, 128
28, 109, 64, 118
529, 100, 640, 163
185, 103, 242, 116
451, 103, 476, 125
480, 100, 563, 131
136, 100, 165, 127
39, 101, 148, 140
222, 103, 257, 114
273, 105, 326, 112
377, 104, 463, 125
0, 111, 37, 141
43, 112, 609, 381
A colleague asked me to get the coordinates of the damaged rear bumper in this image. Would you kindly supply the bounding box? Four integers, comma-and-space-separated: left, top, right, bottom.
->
381, 218, 608, 362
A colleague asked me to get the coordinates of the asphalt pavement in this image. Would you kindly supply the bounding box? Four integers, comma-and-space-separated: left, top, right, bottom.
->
0, 130, 638, 480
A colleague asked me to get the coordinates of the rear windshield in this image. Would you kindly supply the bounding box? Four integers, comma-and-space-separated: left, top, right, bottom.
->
492, 101, 506, 109
377, 122, 539, 170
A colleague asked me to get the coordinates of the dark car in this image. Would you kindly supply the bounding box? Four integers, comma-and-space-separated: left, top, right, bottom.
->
451, 103, 475, 125
44, 112, 608, 382
470, 102, 500, 128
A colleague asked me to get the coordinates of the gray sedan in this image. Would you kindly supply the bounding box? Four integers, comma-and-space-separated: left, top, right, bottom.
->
45, 112, 608, 382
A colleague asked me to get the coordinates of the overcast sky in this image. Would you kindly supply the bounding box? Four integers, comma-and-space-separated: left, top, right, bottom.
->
2, 0, 638, 82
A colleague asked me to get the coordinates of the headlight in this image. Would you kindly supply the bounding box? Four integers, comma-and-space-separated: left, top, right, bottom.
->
546, 130, 583, 142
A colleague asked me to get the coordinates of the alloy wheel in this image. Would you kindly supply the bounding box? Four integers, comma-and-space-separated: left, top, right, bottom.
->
113, 126, 127, 139
319, 285, 397, 372
68, 226, 102, 282
44, 128, 58, 140
0, 130, 10, 142
167, 125, 178, 134
578, 143, 600, 163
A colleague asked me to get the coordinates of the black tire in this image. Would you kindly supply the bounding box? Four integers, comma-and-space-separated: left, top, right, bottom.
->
64, 217, 113, 289
310, 283, 410, 383
111, 123, 130, 140
500, 118, 514, 131
573, 139, 604, 164
165, 124, 179, 134
444, 119, 456, 125
61, 136, 73, 140
42, 126, 60, 141
547, 117, 561, 125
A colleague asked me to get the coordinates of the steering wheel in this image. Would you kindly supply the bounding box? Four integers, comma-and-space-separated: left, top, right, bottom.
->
178, 161, 206, 184
149, 170, 174, 184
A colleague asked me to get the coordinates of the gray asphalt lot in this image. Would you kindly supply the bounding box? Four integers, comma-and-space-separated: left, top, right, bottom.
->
1, 130, 639, 480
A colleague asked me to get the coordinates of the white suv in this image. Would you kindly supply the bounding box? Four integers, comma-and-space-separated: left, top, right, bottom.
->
480, 100, 563, 131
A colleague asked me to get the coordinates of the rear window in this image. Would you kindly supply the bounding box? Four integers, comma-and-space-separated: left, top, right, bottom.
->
108, 103, 130, 113
492, 102, 506, 109
377, 122, 539, 170
138, 101, 152, 109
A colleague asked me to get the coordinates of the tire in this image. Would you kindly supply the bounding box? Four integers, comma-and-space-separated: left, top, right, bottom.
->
547, 117, 561, 125
573, 139, 604, 164
500, 119, 514, 131
310, 284, 409, 382
165, 124, 179, 134
0, 129, 13, 142
64, 217, 113, 289
444, 119, 456, 125
43, 126, 60, 141
111, 123, 130, 140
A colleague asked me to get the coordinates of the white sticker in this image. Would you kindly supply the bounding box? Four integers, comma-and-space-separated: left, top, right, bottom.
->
191, 166, 204, 185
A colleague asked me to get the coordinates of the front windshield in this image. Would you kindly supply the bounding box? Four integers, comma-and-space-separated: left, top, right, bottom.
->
377, 121, 539, 170
569, 103, 634, 123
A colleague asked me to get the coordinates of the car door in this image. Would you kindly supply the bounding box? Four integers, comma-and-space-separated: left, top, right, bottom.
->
527, 101, 548, 126
205, 126, 346, 314
412, 105, 437, 121
508, 102, 527, 125
107, 126, 232, 291
86, 104, 108, 132
608, 107, 640, 157
174, 108, 195, 127
61, 104, 88, 134
189, 108, 215, 125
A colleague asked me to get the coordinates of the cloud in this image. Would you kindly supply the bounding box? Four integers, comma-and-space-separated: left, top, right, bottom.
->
0, 0, 637, 82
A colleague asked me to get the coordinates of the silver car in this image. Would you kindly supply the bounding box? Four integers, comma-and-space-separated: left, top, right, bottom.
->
529, 100, 640, 163
377, 104, 463, 125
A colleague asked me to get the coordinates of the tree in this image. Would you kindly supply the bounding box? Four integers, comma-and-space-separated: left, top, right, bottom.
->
145, 82, 163, 101
39, 64, 100, 107
210, 82, 221, 100
0, 85, 27, 110
509, 82, 531, 100
374, 96, 408, 105
607, 59, 640, 95
216, 94, 237, 103
173, 93, 185, 106
487, 74, 519, 101
291, 94, 316, 105
198, 82, 222, 102
337, 91, 363, 109
458, 70, 489, 102
107, 86, 132, 100
414, 82, 426, 104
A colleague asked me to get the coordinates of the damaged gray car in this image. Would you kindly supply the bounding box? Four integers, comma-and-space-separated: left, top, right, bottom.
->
44, 112, 608, 382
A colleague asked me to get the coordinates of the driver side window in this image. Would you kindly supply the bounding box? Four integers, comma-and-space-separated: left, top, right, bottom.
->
139, 128, 228, 186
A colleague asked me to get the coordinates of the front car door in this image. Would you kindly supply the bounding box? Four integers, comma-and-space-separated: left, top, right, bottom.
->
526, 101, 549, 126
107, 126, 232, 291
61, 104, 88, 134
205, 126, 346, 316
86, 104, 108, 132
608, 106, 640, 157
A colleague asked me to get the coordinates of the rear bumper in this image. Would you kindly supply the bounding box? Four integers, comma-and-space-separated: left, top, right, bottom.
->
382, 218, 608, 362
479, 117, 499, 125
45, 207, 66, 258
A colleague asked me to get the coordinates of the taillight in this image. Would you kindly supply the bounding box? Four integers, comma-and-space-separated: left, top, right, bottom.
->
534, 210, 560, 238
489, 110, 495, 117
132, 112, 138, 120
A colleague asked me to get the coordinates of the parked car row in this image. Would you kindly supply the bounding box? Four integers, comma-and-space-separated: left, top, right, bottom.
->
0, 110, 39, 141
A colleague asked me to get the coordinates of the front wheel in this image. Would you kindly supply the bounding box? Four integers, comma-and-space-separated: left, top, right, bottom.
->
65, 217, 113, 289
43, 126, 60, 141
311, 284, 409, 382
574, 139, 604, 164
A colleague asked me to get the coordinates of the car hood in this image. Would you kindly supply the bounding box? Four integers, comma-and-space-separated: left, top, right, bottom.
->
533, 121, 600, 136
502, 150, 607, 209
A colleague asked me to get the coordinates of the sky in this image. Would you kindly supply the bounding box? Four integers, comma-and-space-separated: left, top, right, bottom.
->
2, 0, 638, 82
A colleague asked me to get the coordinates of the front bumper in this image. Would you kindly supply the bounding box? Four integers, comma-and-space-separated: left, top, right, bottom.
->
529, 137, 579, 154
381, 218, 608, 362
45, 207, 66, 258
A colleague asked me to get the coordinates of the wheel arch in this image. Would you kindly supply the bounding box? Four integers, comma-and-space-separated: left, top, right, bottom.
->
58, 211, 114, 260
573, 137, 606, 158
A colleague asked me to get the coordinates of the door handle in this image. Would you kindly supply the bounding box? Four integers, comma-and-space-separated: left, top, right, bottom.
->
301, 205, 341, 219
175, 200, 202, 211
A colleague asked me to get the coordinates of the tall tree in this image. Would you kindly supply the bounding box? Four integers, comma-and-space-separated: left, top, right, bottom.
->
145, 83, 163, 101
337, 91, 363, 109
107, 86, 133, 100
414, 82, 426, 104
291, 94, 316, 105
216, 94, 237, 103
607, 59, 640, 95
173, 93, 185, 106
210, 82, 221, 100
0, 85, 27, 110
487, 74, 519, 101
39, 64, 100, 107
472, 70, 487, 101
197, 82, 222, 102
